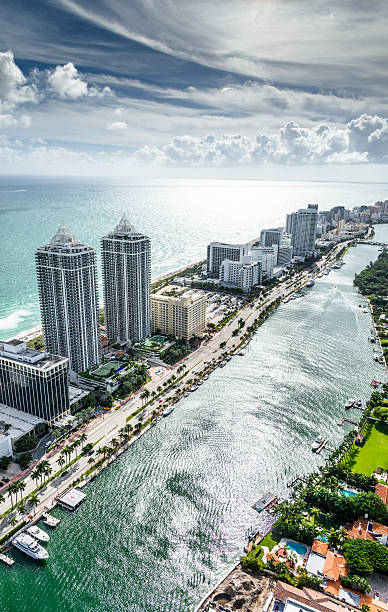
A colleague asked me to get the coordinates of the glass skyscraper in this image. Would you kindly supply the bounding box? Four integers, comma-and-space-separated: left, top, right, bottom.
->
0, 340, 69, 423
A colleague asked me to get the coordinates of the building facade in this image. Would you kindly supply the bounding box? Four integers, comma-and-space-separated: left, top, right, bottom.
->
207, 242, 248, 278
260, 228, 283, 248
102, 214, 151, 344
151, 292, 206, 339
36, 224, 101, 374
277, 244, 293, 267
290, 207, 318, 256
219, 257, 262, 293
0, 340, 69, 423
250, 247, 275, 279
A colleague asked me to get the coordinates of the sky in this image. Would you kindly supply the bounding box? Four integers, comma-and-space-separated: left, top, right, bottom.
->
1, 0, 388, 177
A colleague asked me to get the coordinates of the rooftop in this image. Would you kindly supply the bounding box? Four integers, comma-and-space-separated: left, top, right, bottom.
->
0, 340, 67, 370
312, 539, 329, 557
0, 403, 45, 441
274, 581, 353, 612
322, 551, 347, 581
376, 483, 388, 505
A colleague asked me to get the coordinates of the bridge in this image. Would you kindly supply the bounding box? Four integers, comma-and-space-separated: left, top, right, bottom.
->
357, 240, 388, 246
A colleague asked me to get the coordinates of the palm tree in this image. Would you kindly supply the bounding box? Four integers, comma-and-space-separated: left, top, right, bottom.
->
0, 493, 4, 505
157, 385, 162, 394
17, 504, 25, 518
143, 389, 150, 403
8, 483, 17, 509
79, 432, 87, 449
9, 516, 17, 527
31, 468, 40, 487
87, 457, 94, 465
28, 492, 40, 516
43, 465, 52, 484
57, 455, 66, 469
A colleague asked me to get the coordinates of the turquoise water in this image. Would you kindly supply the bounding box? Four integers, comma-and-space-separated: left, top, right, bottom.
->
1, 176, 388, 338
0, 224, 386, 612
341, 489, 357, 497
286, 541, 308, 555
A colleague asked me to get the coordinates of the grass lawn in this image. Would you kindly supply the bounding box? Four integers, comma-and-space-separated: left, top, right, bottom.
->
260, 532, 281, 551
343, 422, 388, 475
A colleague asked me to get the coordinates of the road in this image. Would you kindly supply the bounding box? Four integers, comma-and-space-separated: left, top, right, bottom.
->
0, 241, 348, 532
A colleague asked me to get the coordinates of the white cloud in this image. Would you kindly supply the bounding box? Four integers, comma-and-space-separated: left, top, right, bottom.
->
48, 63, 88, 99
0, 50, 37, 114
133, 114, 388, 166
106, 120, 127, 131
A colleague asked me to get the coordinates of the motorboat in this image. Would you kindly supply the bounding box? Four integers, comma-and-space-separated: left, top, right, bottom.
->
12, 533, 49, 560
312, 435, 324, 451
219, 361, 227, 367
345, 399, 356, 409
42, 513, 60, 528
324, 270, 330, 275
306, 280, 315, 287
163, 406, 175, 417
355, 399, 362, 408
26, 525, 49, 542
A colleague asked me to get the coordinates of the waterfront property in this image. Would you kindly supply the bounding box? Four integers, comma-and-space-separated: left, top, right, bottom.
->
0, 339, 69, 423
345, 422, 388, 475
151, 290, 207, 339
101, 213, 151, 344
35, 224, 102, 374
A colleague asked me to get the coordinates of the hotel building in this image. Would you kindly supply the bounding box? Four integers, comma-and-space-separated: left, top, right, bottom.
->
0, 339, 69, 423
260, 228, 283, 248
219, 257, 262, 293
102, 214, 151, 344
35, 224, 101, 374
207, 242, 249, 278
290, 206, 318, 256
151, 292, 206, 340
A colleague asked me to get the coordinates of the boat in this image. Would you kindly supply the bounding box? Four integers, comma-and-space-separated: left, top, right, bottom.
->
42, 513, 60, 528
355, 399, 362, 408
184, 392, 189, 397
226, 355, 232, 361
219, 361, 227, 368
12, 533, 49, 560
345, 399, 356, 409
324, 270, 330, 275
312, 435, 324, 451
163, 406, 175, 417
318, 274, 323, 278
306, 280, 315, 287
26, 525, 49, 542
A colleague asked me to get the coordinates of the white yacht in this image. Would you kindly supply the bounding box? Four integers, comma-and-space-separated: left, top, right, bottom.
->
345, 399, 356, 409
306, 279, 315, 287
12, 533, 49, 560
26, 525, 50, 542
312, 435, 324, 451
163, 406, 175, 417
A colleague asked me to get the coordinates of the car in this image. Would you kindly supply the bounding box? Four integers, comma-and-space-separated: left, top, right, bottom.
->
44, 441, 51, 449
374, 593, 380, 601
61, 470, 69, 478
103, 406, 111, 411
88, 449, 95, 456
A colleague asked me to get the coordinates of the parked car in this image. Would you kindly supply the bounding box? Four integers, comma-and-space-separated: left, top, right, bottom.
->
88, 449, 95, 456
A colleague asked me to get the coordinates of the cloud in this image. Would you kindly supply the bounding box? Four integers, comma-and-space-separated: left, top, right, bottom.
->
0, 50, 37, 111
106, 120, 127, 131
133, 114, 388, 166
47, 62, 112, 99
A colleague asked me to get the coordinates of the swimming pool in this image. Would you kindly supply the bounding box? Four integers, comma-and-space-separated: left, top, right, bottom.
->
341, 489, 357, 497
286, 540, 308, 555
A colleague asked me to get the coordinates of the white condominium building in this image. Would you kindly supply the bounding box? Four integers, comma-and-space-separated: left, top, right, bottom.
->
35, 224, 101, 374
151, 292, 206, 340
277, 244, 293, 267
102, 214, 151, 344
219, 257, 262, 293
290, 206, 318, 256
207, 242, 249, 278
260, 228, 283, 248
250, 247, 275, 279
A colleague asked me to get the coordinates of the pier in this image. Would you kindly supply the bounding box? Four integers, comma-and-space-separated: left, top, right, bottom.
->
0, 553, 14, 567
338, 417, 358, 426
315, 439, 329, 454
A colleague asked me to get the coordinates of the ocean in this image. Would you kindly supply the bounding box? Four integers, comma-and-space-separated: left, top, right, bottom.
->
0, 175, 387, 338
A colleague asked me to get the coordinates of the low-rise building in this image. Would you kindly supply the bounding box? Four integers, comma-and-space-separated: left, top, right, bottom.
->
151, 291, 207, 340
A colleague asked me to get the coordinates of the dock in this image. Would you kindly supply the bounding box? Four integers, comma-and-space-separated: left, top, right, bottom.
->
252, 492, 278, 513
338, 417, 358, 426
0, 553, 15, 566
315, 439, 329, 454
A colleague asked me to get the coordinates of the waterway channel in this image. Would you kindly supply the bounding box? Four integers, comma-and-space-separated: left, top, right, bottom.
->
0, 226, 387, 612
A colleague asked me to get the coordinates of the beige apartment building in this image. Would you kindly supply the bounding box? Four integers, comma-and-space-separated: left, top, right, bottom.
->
151, 292, 207, 340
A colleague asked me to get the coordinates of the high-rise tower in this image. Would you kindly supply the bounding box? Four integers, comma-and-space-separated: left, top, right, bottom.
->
101, 214, 151, 343
35, 224, 101, 374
